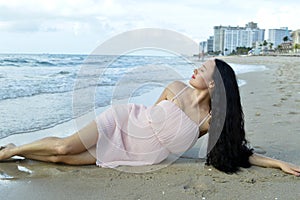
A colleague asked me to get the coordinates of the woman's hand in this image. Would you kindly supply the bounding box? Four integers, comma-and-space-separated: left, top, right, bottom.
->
278, 161, 300, 176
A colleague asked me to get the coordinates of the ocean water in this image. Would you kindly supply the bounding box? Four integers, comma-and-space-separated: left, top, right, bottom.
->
0, 54, 266, 139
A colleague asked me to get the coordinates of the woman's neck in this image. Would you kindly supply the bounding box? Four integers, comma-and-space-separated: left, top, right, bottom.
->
191, 89, 211, 111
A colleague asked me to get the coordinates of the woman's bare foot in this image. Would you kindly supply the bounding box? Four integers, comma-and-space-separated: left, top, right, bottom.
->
0, 143, 17, 160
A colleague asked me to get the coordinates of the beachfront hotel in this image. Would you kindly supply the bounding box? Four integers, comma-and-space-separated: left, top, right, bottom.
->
268, 27, 292, 48
213, 25, 227, 53
201, 22, 299, 56
212, 22, 265, 55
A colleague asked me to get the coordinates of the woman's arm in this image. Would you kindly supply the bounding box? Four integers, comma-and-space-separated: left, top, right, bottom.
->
154, 81, 185, 105
249, 153, 300, 176
154, 87, 168, 105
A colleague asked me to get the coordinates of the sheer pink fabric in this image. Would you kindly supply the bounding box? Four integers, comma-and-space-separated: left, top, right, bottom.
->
95, 100, 199, 168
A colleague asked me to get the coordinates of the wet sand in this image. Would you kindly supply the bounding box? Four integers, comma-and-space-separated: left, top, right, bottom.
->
1, 55, 300, 200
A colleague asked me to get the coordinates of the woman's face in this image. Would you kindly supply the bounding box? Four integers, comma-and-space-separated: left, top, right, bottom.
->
189, 59, 215, 90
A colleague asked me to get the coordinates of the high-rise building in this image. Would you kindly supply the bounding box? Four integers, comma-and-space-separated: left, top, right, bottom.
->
213, 26, 227, 52
214, 22, 265, 55
199, 41, 207, 53
268, 27, 291, 47
245, 22, 258, 29
224, 28, 241, 54
207, 36, 214, 53
291, 29, 300, 53
252, 28, 265, 44
291, 29, 300, 44
239, 28, 265, 48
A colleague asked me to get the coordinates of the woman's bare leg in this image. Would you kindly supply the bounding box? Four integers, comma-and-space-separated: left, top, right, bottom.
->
0, 120, 99, 161
21, 147, 97, 165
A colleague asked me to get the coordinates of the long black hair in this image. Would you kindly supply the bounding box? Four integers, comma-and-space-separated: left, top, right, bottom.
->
206, 59, 253, 173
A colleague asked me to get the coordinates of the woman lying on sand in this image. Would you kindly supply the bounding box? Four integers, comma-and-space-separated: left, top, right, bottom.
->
1, 59, 299, 176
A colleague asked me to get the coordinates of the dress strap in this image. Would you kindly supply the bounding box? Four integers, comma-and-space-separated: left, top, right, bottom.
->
198, 112, 211, 127
171, 85, 211, 128
171, 86, 189, 102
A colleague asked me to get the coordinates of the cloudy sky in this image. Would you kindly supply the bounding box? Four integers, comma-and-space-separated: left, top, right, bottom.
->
0, 0, 299, 54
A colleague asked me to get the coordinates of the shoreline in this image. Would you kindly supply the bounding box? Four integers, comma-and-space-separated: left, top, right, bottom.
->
0, 58, 265, 142
1, 55, 300, 200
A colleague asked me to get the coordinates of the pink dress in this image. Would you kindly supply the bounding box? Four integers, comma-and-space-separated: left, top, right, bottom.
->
95, 86, 209, 168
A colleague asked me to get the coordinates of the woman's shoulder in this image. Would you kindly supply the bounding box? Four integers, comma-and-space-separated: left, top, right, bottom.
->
167, 81, 188, 91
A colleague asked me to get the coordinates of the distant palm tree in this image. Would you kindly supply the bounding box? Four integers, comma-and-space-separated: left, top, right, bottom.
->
294, 43, 300, 53
269, 42, 273, 49
283, 36, 289, 42
277, 45, 282, 53
263, 40, 268, 46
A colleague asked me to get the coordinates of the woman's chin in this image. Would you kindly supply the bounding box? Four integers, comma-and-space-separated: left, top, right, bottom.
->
189, 80, 197, 88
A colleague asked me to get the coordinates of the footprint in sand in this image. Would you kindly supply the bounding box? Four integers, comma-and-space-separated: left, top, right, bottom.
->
285, 94, 292, 97
272, 103, 282, 107
288, 111, 298, 115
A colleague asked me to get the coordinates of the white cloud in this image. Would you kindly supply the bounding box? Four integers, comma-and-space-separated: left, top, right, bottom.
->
255, 4, 299, 30
0, 0, 299, 53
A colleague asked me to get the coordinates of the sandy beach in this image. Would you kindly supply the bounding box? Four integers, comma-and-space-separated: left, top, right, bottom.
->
1, 55, 299, 200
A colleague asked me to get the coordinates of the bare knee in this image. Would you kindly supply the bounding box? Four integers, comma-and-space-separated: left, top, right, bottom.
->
54, 142, 73, 155
43, 137, 71, 155
38, 137, 70, 155
49, 155, 62, 163
54, 137, 85, 155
